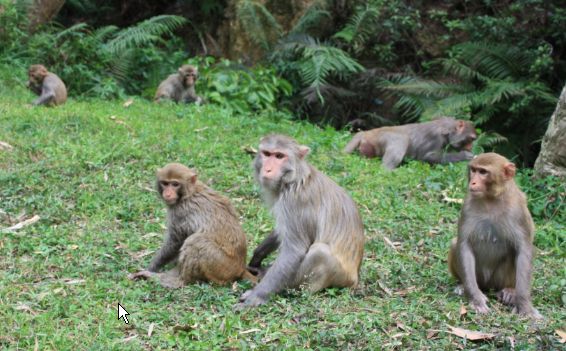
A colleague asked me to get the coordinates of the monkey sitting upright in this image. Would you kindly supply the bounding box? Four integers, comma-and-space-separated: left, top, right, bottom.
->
448, 153, 542, 319
154, 64, 203, 104
27, 64, 67, 106
129, 163, 255, 288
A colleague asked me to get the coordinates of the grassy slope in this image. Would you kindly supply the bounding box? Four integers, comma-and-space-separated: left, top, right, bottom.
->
0, 76, 564, 350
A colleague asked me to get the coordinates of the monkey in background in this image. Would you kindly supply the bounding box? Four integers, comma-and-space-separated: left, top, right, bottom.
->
448, 153, 542, 319
27, 64, 67, 106
155, 65, 203, 104
344, 117, 477, 169
129, 163, 255, 287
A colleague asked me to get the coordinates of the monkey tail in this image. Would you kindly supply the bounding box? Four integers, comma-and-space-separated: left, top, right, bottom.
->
241, 269, 258, 284
343, 132, 364, 154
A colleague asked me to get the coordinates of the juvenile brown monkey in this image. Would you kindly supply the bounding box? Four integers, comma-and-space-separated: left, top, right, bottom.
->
236, 134, 365, 309
448, 153, 542, 318
129, 163, 255, 287
27, 64, 67, 106
154, 65, 203, 104
343, 117, 477, 169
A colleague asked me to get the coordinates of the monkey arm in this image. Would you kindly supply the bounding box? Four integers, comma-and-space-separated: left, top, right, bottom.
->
147, 232, 183, 272
513, 240, 534, 311
33, 86, 56, 105
457, 240, 489, 312
248, 230, 280, 268
422, 150, 473, 164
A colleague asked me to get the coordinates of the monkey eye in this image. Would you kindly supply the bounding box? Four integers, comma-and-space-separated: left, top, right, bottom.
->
275, 153, 285, 159
262, 151, 271, 157
170, 181, 180, 187
478, 169, 488, 175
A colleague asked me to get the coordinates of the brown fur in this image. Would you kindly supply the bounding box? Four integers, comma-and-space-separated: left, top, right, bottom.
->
27, 64, 67, 106
344, 117, 477, 169
448, 153, 541, 318
129, 163, 255, 287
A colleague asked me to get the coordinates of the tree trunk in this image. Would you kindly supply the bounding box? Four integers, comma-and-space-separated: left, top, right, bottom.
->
534, 85, 566, 178
27, 0, 65, 33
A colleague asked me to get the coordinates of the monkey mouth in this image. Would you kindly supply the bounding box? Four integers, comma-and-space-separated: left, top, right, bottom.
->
463, 142, 473, 151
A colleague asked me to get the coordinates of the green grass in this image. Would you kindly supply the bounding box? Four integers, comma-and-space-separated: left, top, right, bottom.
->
1, 74, 564, 350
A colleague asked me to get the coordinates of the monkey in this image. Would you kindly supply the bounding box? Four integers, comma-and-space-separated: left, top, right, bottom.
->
448, 153, 542, 318
235, 134, 365, 309
27, 64, 67, 106
129, 163, 256, 287
154, 65, 203, 104
343, 117, 477, 169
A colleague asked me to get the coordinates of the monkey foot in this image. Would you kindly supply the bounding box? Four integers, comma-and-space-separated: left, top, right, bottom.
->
496, 288, 516, 305
128, 270, 154, 280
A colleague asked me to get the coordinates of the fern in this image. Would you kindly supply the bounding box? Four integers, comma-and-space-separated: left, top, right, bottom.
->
290, 6, 331, 35
236, 0, 282, 50
333, 3, 380, 51
105, 15, 187, 54
472, 131, 508, 154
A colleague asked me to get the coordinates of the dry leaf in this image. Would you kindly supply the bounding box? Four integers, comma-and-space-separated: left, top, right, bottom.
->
394, 286, 417, 296
426, 330, 439, 339
441, 190, 463, 204
2, 215, 40, 232
377, 280, 392, 296
459, 304, 468, 318
194, 127, 209, 132
147, 323, 155, 337
556, 329, 566, 343
382, 235, 401, 250
240, 328, 261, 335
64, 279, 86, 285
446, 325, 495, 341
242, 146, 258, 155
123, 335, 138, 342
131, 249, 154, 259
123, 99, 134, 107
0, 141, 14, 151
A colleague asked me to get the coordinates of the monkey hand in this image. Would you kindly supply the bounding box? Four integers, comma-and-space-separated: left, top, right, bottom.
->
462, 151, 474, 160
128, 270, 154, 280
234, 289, 268, 310
496, 288, 515, 305
470, 294, 490, 314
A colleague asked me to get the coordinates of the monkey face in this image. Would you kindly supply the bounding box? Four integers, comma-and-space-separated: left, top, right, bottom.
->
28, 65, 48, 86
450, 121, 477, 151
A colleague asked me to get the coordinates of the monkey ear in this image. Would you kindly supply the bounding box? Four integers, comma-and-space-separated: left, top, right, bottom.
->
457, 120, 466, 133
503, 163, 516, 179
298, 146, 310, 159
190, 175, 197, 184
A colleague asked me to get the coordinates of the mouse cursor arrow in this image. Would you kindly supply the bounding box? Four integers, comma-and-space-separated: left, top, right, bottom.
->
118, 303, 130, 324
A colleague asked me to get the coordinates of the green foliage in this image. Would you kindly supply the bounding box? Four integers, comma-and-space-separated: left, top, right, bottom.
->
379, 41, 557, 164
0, 87, 564, 349
1, 4, 187, 98
236, 0, 282, 50
191, 57, 292, 114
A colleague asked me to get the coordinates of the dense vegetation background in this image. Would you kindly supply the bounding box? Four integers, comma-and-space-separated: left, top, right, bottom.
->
1, 0, 565, 165
1, 0, 565, 349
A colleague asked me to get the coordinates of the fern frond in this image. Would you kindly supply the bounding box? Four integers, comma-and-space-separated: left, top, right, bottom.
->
55, 23, 88, 40
105, 15, 187, 54
472, 131, 508, 154
93, 25, 119, 43
237, 0, 282, 49
290, 6, 331, 35
333, 3, 379, 48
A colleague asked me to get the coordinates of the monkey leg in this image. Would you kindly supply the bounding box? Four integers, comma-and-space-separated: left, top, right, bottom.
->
381, 134, 409, 169
447, 237, 460, 281
178, 233, 246, 285
294, 243, 356, 293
